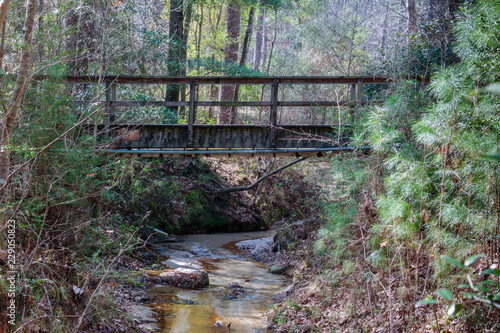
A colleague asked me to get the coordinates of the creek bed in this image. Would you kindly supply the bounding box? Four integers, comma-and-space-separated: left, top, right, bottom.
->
148, 230, 286, 332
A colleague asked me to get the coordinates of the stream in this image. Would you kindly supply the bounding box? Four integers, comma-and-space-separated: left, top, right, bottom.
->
147, 230, 287, 332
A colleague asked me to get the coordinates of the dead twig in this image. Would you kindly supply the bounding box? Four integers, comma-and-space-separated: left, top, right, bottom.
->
207, 157, 308, 194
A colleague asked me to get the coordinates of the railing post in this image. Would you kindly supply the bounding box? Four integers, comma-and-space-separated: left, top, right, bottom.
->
349, 83, 356, 124
110, 83, 116, 123
350, 83, 356, 102
348, 78, 363, 124
356, 78, 363, 102
105, 79, 111, 138
354, 78, 363, 123
188, 78, 196, 148
270, 78, 279, 149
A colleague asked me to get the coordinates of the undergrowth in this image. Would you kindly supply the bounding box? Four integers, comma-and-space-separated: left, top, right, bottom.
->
271, 2, 500, 331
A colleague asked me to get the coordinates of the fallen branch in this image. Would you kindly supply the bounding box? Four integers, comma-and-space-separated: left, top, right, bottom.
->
208, 157, 308, 194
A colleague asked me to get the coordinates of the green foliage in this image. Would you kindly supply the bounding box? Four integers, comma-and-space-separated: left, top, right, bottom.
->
356, 1, 500, 325
418, 254, 500, 316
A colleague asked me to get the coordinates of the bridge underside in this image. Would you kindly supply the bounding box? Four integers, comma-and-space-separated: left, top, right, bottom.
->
94, 124, 353, 157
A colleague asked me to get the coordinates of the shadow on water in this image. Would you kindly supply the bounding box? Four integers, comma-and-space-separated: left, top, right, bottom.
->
148, 231, 286, 333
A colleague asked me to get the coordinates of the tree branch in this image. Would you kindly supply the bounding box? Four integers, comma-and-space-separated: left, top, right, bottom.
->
208, 157, 308, 194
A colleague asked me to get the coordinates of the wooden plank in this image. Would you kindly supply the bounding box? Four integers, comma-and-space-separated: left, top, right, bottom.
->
110, 101, 189, 107
74, 100, 383, 107
103, 147, 359, 158
103, 124, 344, 150
91, 124, 341, 129
196, 101, 270, 106
73, 101, 105, 105
279, 101, 361, 107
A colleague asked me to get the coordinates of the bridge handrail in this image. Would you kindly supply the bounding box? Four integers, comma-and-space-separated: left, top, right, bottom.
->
31, 75, 394, 85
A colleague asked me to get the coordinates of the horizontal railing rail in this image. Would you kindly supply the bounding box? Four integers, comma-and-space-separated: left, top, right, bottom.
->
33, 75, 394, 85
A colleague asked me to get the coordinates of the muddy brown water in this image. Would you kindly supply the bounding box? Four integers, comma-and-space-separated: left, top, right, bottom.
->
148, 231, 286, 333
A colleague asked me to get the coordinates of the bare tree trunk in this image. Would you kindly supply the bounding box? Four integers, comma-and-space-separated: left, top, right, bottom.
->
262, 16, 268, 72
428, 0, 436, 21
219, 0, 241, 124
0, 0, 36, 202
65, 2, 95, 102
0, 0, 11, 35
196, 3, 203, 70
265, 13, 277, 73
448, 0, 463, 15
239, 7, 254, 67
0, 18, 6, 72
381, 0, 390, 58
0, 0, 9, 72
37, 0, 44, 60
231, 6, 255, 121
179, 1, 193, 117
66, 6, 95, 76
407, 0, 416, 35
165, 0, 184, 118
253, 6, 264, 71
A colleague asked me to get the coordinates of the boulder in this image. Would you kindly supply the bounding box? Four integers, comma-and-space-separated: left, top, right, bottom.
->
155, 268, 209, 289
269, 265, 292, 275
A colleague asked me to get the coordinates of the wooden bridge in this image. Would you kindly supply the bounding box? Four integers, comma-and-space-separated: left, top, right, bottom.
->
63, 75, 392, 157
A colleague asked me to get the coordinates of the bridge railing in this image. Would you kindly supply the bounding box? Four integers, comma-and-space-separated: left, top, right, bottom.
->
54, 76, 392, 156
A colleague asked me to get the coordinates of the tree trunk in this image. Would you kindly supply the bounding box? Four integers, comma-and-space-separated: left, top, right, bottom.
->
381, 0, 390, 58
0, 16, 6, 72
253, 7, 264, 71
165, 0, 184, 119
181, 0, 192, 76
37, 0, 44, 60
428, 0, 436, 21
0, 0, 11, 37
265, 14, 277, 73
219, 0, 241, 124
179, 1, 193, 118
0, 0, 10, 98
448, 0, 463, 15
66, 6, 95, 76
239, 7, 254, 67
196, 3, 203, 70
262, 15, 268, 72
407, 0, 416, 35
65, 3, 95, 100
0, 0, 36, 202
231, 6, 255, 121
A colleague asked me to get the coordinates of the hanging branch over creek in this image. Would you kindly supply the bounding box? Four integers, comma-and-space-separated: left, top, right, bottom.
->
206, 157, 308, 194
